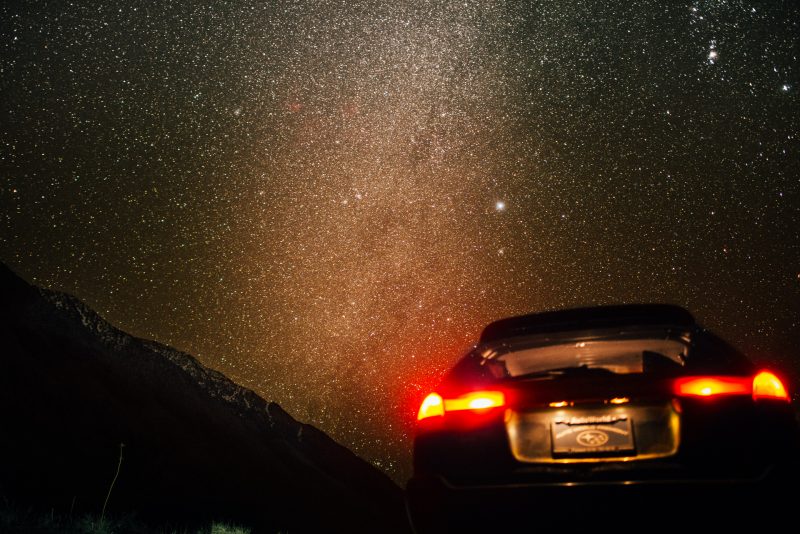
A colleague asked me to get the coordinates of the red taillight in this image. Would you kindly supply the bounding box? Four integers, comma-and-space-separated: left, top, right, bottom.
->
417, 390, 505, 421
674, 370, 790, 402
752, 371, 790, 401
417, 392, 444, 420
673, 376, 751, 397
445, 390, 505, 412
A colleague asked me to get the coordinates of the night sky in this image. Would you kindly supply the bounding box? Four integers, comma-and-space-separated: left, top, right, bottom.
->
1, 1, 798, 482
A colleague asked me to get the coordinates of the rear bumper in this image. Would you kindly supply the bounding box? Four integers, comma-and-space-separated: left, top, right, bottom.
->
406, 467, 796, 533
408, 463, 781, 497
412, 459, 779, 490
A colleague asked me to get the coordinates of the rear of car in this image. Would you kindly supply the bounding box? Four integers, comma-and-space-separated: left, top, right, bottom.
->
407, 305, 799, 531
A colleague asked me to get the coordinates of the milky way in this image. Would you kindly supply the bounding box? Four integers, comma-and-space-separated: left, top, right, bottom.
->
1, 1, 798, 481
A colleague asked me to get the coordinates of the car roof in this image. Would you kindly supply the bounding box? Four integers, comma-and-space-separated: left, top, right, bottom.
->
479, 304, 696, 345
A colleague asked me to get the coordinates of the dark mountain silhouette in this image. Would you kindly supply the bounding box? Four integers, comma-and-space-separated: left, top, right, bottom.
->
0, 263, 408, 533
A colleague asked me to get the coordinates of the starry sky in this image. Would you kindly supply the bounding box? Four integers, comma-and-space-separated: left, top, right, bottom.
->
1, 1, 798, 482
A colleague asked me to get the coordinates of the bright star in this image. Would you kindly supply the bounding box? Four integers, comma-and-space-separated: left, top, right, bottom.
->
495, 201, 506, 211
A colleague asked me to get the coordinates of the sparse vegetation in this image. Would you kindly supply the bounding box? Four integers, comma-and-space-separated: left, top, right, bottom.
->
100, 443, 125, 527
0, 498, 254, 534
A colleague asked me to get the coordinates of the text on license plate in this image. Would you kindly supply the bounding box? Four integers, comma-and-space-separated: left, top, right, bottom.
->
551, 415, 635, 456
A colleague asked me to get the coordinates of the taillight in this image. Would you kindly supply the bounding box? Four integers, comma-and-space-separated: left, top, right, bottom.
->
417, 393, 444, 420
673, 376, 751, 397
445, 390, 505, 412
417, 390, 505, 421
673, 370, 790, 402
752, 371, 790, 401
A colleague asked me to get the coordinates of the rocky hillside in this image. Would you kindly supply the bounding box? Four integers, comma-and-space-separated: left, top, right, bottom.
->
0, 263, 407, 533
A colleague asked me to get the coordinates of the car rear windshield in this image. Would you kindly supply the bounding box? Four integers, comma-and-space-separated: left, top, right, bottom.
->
485, 336, 688, 378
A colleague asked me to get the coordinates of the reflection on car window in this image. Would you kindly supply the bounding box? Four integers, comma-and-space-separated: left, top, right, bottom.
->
488, 338, 687, 377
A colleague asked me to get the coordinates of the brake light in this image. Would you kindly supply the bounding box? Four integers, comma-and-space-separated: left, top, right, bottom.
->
417, 390, 505, 421
445, 390, 505, 412
752, 371, 789, 401
674, 376, 751, 397
417, 393, 444, 420
674, 371, 790, 402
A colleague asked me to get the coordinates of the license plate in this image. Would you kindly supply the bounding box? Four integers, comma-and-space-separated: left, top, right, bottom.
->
551, 414, 635, 456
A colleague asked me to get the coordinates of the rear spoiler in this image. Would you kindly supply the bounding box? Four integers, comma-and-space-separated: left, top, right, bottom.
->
479, 304, 695, 344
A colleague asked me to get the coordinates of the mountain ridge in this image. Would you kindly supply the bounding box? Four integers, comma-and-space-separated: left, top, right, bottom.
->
0, 262, 407, 533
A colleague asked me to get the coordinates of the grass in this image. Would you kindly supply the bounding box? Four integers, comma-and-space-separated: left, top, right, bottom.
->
0, 444, 291, 533
100, 443, 125, 526
0, 498, 255, 534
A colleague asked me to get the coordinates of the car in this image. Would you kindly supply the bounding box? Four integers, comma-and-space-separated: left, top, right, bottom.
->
406, 304, 800, 532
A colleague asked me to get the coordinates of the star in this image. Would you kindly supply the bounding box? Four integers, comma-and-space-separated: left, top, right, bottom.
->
1, 0, 797, 485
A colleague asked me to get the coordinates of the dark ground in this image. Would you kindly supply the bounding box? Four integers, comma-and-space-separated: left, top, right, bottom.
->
0, 263, 409, 534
